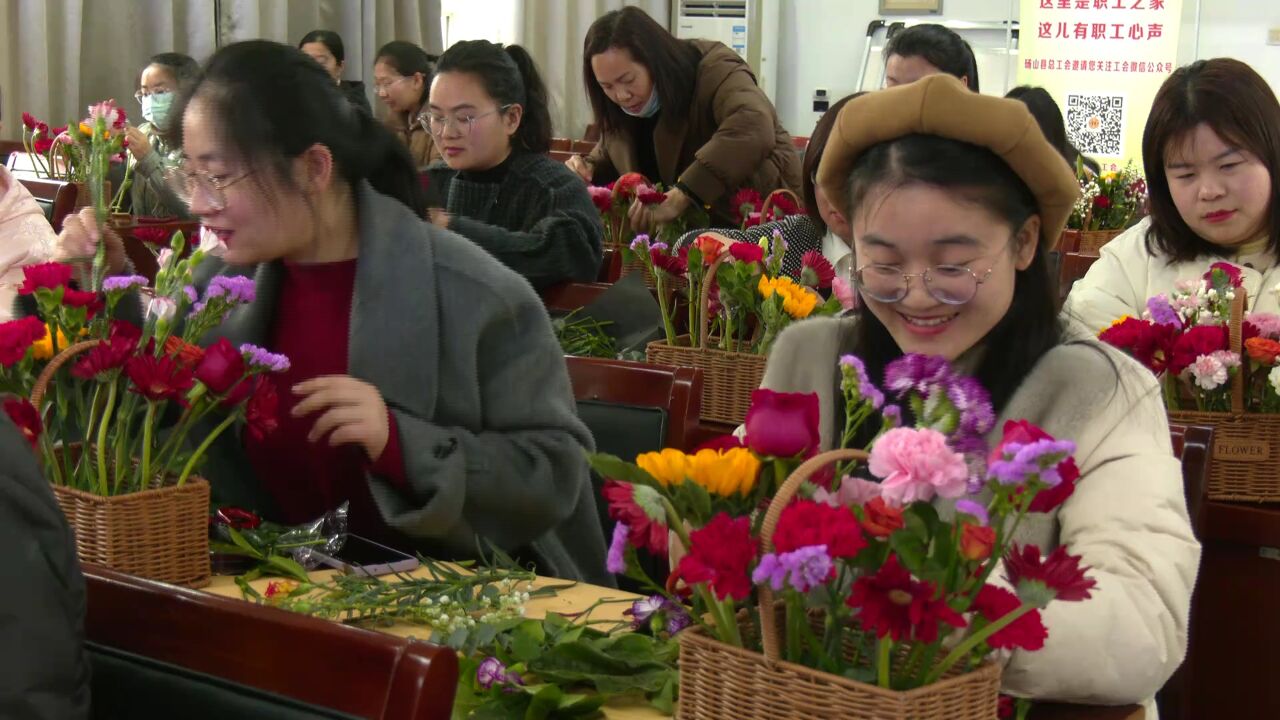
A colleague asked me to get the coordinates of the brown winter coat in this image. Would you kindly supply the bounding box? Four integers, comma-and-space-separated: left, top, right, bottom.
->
385, 111, 442, 169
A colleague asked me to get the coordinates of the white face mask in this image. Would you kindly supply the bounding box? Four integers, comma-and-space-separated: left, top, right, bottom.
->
621, 88, 661, 118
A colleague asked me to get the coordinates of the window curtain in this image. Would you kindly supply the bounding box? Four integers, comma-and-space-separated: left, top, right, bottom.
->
515, 0, 668, 140
0, 0, 442, 140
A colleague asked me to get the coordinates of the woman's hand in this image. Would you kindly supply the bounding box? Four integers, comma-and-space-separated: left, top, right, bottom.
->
565, 154, 592, 182
124, 126, 152, 161
54, 207, 126, 275
628, 187, 692, 234
428, 208, 451, 229
292, 375, 391, 462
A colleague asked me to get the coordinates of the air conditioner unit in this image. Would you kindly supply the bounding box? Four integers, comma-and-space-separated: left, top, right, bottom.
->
670, 0, 779, 103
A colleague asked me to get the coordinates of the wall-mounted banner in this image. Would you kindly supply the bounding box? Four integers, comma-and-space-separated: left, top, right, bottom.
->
1017, 0, 1182, 173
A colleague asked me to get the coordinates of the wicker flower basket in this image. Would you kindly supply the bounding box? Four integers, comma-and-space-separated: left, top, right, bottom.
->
31, 341, 212, 587
1169, 290, 1280, 502
676, 449, 1002, 719
646, 254, 766, 424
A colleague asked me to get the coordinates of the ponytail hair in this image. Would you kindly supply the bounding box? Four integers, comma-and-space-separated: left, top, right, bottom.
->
172, 40, 425, 217
435, 39, 553, 154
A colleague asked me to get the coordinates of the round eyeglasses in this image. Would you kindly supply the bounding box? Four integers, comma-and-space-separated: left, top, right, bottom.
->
164, 167, 253, 212
854, 263, 996, 306
418, 105, 512, 137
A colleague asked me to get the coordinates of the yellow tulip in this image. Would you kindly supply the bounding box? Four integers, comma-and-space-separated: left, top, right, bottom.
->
687, 447, 761, 497
780, 285, 818, 319
636, 448, 693, 488
31, 325, 69, 361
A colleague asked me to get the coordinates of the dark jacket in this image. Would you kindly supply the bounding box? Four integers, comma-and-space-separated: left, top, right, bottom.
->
585, 40, 802, 226
0, 418, 91, 719
340, 80, 372, 116
187, 182, 611, 586
427, 152, 605, 291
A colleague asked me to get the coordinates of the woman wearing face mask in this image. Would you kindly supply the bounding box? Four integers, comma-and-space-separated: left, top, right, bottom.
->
1065, 58, 1280, 333
759, 76, 1198, 713
373, 40, 440, 169
882, 24, 979, 91
299, 29, 372, 116
126, 53, 201, 218
568, 6, 801, 232
58, 40, 609, 586
424, 40, 603, 290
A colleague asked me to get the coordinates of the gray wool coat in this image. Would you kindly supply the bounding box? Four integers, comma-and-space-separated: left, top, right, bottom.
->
188, 182, 610, 586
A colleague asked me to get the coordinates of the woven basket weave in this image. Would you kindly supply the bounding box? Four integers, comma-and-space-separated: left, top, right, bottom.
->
1169, 289, 1280, 502
1062, 228, 1122, 254
676, 449, 1001, 719
32, 340, 211, 587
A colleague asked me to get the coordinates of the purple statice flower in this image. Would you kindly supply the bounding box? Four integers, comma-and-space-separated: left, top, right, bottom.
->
206, 275, 256, 304
102, 275, 148, 293
989, 439, 1077, 487
650, 241, 669, 254
954, 498, 990, 526
476, 657, 509, 690
946, 376, 995, 438
839, 354, 884, 409
884, 354, 952, 397
882, 404, 902, 428
189, 300, 208, 317
1146, 294, 1181, 328
183, 285, 199, 304
629, 234, 652, 254
240, 344, 291, 373
606, 522, 629, 574
752, 545, 833, 593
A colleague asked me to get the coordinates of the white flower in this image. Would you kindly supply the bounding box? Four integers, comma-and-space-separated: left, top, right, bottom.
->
1270, 366, 1280, 395
146, 296, 176, 322
1212, 350, 1242, 369
1207, 288, 1218, 299
198, 226, 227, 257
1190, 354, 1228, 391
1226, 290, 1237, 301
156, 248, 174, 269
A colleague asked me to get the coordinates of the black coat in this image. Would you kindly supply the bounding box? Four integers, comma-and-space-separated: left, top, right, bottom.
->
340, 80, 372, 116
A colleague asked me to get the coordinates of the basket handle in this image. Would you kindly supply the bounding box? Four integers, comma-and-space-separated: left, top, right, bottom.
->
30, 339, 101, 410
757, 447, 870, 665
760, 188, 801, 220
1229, 287, 1247, 414
697, 252, 728, 350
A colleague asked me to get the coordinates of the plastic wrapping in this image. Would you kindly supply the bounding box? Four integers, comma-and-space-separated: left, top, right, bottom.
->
209, 503, 348, 573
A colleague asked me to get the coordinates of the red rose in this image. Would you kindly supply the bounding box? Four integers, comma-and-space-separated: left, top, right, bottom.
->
774, 499, 866, 559
743, 389, 820, 458
18, 262, 74, 295
211, 506, 262, 529
1092, 194, 1111, 210
694, 234, 725, 263
1169, 324, 1228, 375
859, 496, 904, 538
245, 378, 280, 440
2, 398, 43, 449
0, 317, 48, 367
728, 241, 764, 264
613, 172, 648, 200
194, 337, 247, 395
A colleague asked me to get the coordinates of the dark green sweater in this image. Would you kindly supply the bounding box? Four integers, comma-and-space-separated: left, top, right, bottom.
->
427, 152, 604, 290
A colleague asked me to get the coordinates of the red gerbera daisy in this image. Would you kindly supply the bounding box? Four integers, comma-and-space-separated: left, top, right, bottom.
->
846, 555, 966, 642
773, 499, 866, 559
971, 584, 1047, 651
601, 480, 669, 555
3, 398, 43, 449
800, 251, 835, 289
731, 188, 762, 225
72, 331, 139, 380
675, 513, 757, 601
764, 189, 801, 220
1004, 544, 1096, 608
125, 354, 195, 402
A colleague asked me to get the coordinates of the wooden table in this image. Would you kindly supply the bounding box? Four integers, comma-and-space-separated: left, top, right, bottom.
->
206, 571, 1142, 720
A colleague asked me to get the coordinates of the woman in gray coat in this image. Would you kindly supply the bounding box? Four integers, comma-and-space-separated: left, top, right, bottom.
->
60, 40, 609, 586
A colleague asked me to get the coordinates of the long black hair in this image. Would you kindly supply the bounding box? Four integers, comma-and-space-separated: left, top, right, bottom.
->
375, 40, 436, 108
172, 40, 425, 216
1005, 85, 1100, 176
435, 40, 552, 154
299, 29, 346, 64
884, 24, 979, 92
582, 6, 702, 134
845, 135, 1060, 414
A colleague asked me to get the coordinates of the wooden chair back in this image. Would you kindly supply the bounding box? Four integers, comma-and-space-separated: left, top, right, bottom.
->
17, 176, 79, 232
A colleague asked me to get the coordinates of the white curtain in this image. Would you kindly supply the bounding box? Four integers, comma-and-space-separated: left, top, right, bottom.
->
0, 0, 442, 140
516, 0, 667, 140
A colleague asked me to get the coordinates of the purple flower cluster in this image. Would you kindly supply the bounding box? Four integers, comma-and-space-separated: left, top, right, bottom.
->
239, 343, 291, 373
206, 275, 256, 304
629, 234, 652, 254
954, 498, 989, 526
884, 354, 994, 458
476, 657, 523, 690
988, 439, 1077, 487
624, 595, 692, 635
1146, 294, 1181, 328
606, 522, 629, 574
102, 275, 148, 293
839, 354, 884, 409
884, 354, 951, 396
183, 285, 199, 304
751, 544, 834, 593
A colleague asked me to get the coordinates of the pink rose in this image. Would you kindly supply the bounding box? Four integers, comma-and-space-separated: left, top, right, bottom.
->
868, 427, 969, 505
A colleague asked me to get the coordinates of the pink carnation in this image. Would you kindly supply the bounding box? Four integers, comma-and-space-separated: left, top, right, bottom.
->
832, 275, 857, 311
868, 427, 969, 505
1247, 313, 1280, 340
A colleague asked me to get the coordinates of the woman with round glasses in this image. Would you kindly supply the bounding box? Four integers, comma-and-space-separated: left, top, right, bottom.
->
373, 40, 440, 169
126, 52, 201, 218
756, 75, 1198, 713
55, 40, 611, 587
423, 40, 603, 290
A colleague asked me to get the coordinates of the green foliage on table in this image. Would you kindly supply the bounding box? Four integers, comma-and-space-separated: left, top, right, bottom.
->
553, 310, 617, 358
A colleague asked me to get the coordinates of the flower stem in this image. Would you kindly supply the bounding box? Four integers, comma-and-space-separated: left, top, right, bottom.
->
876, 637, 893, 688
95, 380, 118, 496
654, 273, 678, 346
138, 401, 156, 492
923, 603, 1036, 685
177, 411, 239, 487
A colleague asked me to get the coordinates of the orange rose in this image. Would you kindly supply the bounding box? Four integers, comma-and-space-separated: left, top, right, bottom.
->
1245, 337, 1280, 365
164, 335, 206, 369
859, 496, 904, 538
960, 523, 996, 561
694, 234, 725, 263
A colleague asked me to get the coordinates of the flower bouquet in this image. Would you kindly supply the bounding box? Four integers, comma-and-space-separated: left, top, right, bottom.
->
1099, 261, 1280, 500
19, 100, 133, 214
0, 229, 288, 585
594, 172, 709, 287
640, 229, 840, 423
1063, 162, 1147, 254
590, 353, 1093, 719
731, 187, 803, 230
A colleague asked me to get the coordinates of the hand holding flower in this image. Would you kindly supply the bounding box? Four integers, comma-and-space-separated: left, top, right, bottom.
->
292, 375, 390, 461
55, 207, 126, 274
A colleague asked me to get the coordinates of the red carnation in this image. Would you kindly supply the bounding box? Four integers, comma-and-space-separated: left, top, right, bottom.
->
743, 389, 820, 459
989, 420, 1079, 513
245, 377, 280, 440
1205, 261, 1244, 289
1098, 317, 1177, 374
847, 555, 966, 642
0, 317, 48, 367
125, 354, 195, 402
675, 513, 757, 601
636, 186, 667, 205
587, 185, 612, 213
972, 584, 1047, 651
2, 398, 43, 449
773, 499, 866, 559
602, 480, 669, 555
728, 241, 765, 265
132, 227, 173, 245
1092, 194, 1111, 210
18, 262, 74, 295
650, 245, 688, 276
1004, 544, 1096, 606
1169, 324, 1229, 375
61, 288, 99, 309
21, 112, 39, 131
800, 250, 835, 289
859, 496, 905, 538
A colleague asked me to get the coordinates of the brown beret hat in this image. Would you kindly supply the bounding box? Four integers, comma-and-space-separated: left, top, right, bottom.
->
816, 74, 1081, 250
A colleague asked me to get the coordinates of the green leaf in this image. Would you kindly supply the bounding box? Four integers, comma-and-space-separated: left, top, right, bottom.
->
584, 453, 662, 491
511, 620, 547, 662
226, 526, 265, 560
264, 554, 311, 582
650, 677, 676, 714
524, 684, 564, 720
889, 532, 927, 576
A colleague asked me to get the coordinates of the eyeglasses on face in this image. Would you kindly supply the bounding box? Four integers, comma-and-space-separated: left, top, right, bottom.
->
164, 166, 253, 212
417, 105, 512, 136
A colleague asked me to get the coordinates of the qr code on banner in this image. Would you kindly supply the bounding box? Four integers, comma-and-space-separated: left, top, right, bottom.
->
1065, 93, 1125, 157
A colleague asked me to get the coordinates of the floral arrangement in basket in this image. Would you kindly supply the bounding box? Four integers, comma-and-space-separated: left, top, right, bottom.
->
589, 172, 709, 250
0, 229, 287, 494
1067, 161, 1147, 232
20, 100, 132, 213
630, 229, 839, 352
731, 187, 803, 230
1099, 262, 1280, 412
589, 353, 1095, 712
